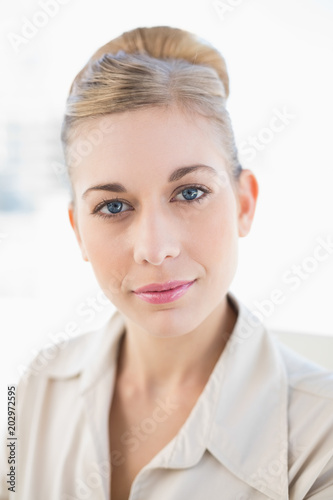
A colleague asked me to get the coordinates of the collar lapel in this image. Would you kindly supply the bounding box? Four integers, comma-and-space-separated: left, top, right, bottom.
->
207, 296, 289, 499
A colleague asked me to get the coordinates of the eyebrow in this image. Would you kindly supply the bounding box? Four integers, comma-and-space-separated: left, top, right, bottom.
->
82, 183, 126, 199
82, 164, 217, 199
168, 164, 217, 182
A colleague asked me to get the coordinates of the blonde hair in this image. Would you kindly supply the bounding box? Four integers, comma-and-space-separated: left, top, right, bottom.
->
61, 26, 242, 191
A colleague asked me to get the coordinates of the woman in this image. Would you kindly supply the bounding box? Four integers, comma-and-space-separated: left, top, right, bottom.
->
1, 26, 333, 500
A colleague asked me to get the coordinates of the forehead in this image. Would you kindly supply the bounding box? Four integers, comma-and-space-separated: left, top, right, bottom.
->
68, 106, 230, 188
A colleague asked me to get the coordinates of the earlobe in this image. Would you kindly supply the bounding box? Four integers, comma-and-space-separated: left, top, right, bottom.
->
237, 170, 259, 238
68, 202, 89, 262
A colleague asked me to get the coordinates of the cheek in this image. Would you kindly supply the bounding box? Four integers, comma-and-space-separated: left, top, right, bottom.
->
80, 220, 131, 295
186, 198, 238, 263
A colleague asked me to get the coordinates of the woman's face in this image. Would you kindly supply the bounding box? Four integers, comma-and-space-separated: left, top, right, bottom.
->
68, 106, 258, 337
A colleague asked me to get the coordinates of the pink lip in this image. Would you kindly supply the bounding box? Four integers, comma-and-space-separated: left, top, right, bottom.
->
133, 280, 195, 304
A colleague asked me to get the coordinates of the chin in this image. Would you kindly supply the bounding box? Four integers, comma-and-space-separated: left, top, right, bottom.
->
133, 305, 208, 338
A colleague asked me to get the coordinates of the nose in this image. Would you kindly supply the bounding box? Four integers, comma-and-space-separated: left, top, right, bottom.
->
133, 208, 181, 266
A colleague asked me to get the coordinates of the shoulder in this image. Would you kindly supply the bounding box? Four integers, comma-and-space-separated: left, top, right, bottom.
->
19, 327, 98, 386
273, 337, 333, 399
230, 290, 333, 497
273, 337, 333, 498
15, 309, 125, 452
18, 309, 125, 388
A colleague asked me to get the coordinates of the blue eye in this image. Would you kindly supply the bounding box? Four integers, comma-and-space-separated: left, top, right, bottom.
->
96, 199, 132, 218
175, 187, 205, 201
106, 201, 123, 214
183, 188, 199, 200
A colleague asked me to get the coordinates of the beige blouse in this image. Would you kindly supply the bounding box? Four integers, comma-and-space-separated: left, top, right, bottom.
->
1, 292, 333, 499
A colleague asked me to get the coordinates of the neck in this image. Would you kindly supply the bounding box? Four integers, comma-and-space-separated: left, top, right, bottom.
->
116, 295, 237, 396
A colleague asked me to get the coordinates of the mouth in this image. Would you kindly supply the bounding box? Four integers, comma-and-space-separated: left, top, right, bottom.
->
133, 280, 196, 304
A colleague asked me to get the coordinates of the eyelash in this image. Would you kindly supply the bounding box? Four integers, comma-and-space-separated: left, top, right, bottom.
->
91, 184, 211, 220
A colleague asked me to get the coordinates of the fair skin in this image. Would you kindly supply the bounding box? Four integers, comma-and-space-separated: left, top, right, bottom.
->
69, 103, 258, 387
68, 105, 258, 498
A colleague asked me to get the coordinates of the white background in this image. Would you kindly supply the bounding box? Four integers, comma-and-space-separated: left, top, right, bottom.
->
0, 0, 332, 425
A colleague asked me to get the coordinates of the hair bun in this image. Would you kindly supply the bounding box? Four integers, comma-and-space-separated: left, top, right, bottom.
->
75, 26, 230, 99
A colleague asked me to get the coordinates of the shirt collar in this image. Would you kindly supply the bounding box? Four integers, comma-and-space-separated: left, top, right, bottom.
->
40, 309, 126, 387
142, 292, 289, 499
41, 291, 289, 498
206, 291, 289, 499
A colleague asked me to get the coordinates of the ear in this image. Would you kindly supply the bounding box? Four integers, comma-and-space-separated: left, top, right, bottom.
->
68, 202, 89, 262
236, 169, 259, 237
